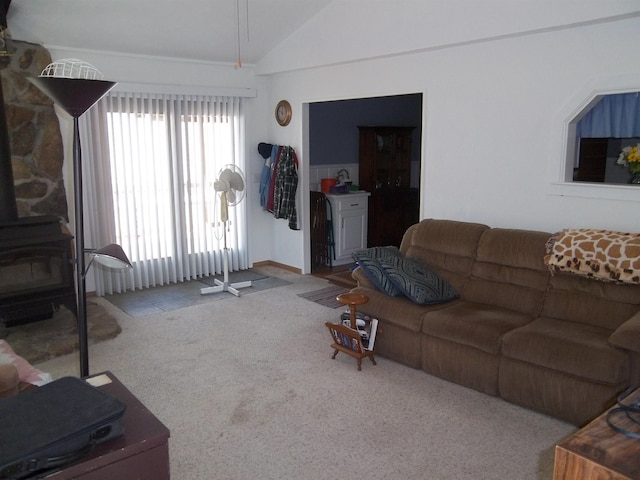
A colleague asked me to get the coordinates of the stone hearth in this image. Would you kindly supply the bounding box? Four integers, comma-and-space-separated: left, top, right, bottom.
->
0, 299, 120, 365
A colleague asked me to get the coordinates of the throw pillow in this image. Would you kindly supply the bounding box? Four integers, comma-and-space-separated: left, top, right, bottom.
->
352, 246, 403, 296
380, 255, 459, 305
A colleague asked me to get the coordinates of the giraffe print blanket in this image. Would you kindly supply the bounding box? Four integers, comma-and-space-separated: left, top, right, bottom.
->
544, 228, 640, 284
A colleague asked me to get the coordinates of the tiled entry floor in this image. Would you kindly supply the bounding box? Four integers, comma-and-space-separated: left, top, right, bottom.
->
105, 270, 290, 317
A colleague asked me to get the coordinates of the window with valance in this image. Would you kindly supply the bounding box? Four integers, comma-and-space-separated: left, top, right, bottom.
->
574, 92, 640, 184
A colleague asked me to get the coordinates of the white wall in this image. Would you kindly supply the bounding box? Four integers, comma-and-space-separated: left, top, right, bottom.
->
262, 14, 640, 272
39, 4, 640, 275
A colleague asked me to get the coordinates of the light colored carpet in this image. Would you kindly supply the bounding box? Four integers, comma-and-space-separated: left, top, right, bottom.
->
35, 266, 576, 480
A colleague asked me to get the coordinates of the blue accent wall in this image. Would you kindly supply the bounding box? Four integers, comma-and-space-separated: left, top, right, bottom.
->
309, 93, 423, 166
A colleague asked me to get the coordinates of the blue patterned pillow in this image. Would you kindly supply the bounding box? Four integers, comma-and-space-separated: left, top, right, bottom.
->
380, 255, 458, 305
352, 246, 403, 296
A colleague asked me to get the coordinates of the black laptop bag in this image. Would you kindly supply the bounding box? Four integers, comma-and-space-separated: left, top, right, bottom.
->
0, 376, 126, 479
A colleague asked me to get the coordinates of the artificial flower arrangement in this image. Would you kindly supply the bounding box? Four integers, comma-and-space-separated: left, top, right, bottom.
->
617, 144, 640, 176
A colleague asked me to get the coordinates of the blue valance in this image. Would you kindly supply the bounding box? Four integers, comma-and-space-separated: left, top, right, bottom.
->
576, 92, 640, 138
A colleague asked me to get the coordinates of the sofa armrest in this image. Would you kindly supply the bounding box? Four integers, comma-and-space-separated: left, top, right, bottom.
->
609, 310, 640, 353
352, 266, 377, 290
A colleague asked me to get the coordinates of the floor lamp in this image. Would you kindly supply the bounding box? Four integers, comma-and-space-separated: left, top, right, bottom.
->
29, 60, 130, 377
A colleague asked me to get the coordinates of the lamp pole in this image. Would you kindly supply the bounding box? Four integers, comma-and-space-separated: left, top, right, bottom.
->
72, 114, 89, 376
29, 75, 116, 377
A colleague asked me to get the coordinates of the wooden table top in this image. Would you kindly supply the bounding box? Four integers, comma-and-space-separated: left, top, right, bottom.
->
556, 387, 640, 479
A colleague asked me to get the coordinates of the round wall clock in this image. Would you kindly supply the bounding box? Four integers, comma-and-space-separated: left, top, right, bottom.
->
275, 100, 292, 126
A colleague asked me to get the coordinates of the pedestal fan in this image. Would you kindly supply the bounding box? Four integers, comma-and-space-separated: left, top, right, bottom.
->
200, 165, 251, 297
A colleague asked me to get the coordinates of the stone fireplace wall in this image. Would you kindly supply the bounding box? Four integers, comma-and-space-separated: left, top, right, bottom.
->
1, 40, 68, 221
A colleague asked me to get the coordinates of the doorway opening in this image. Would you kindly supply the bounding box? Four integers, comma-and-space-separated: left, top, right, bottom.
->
304, 93, 423, 274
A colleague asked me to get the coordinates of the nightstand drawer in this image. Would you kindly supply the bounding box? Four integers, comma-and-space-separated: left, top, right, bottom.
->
330, 193, 369, 212
337, 198, 366, 211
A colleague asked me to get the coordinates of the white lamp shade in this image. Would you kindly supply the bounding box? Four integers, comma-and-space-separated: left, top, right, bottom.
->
89, 244, 132, 269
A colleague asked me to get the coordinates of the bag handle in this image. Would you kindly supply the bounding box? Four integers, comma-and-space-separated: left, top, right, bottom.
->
2, 443, 95, 479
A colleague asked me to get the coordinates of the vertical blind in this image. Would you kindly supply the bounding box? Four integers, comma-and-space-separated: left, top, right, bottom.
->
81, 91, 248, 295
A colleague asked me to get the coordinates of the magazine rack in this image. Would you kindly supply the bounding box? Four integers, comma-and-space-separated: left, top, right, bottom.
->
325, 322, 376, 371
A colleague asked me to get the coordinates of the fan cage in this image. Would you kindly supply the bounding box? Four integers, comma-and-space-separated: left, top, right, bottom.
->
217, 165, 246, 207
39, 59, 105, 80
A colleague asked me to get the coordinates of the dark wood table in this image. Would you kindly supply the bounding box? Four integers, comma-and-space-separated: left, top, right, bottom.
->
553, 387, 640, 480
45, 371, 170, 479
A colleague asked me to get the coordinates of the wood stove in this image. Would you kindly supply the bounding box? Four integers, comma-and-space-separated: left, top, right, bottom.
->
0, 215, 76, 327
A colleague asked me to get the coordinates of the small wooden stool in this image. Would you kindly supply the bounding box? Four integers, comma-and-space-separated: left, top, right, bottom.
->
336, 292, 369, 329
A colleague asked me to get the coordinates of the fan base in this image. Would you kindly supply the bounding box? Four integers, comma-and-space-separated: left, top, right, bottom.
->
200, 279, 252, 297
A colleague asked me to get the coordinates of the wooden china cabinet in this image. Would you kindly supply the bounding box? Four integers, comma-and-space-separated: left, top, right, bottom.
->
358, 126, 418, 247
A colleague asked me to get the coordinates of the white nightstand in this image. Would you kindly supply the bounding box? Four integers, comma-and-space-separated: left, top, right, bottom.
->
325, 191, 371, 265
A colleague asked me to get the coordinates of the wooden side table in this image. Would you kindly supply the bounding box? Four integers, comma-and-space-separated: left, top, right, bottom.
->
45, 371, 171, 479
336, 292, 369, 329
553, 387, 640, 480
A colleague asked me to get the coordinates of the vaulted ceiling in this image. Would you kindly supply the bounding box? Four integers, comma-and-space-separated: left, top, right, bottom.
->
8, 1, 640, 76
7, 0, 332, 66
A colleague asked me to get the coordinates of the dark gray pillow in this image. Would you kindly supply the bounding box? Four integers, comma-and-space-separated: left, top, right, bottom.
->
380, 255, 458, 305
352, 246, 403, 296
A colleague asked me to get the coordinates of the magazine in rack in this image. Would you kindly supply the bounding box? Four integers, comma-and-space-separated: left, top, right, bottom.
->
340, 312, 378, 351
366, 319, 378, 351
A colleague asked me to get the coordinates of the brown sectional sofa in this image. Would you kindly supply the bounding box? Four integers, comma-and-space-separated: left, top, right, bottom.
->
351, 218, 640, 425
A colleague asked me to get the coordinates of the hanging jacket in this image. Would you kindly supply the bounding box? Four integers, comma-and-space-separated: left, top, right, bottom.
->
272, 146, 299, 230
266, 145, 282, 214
259, 145, 278, 209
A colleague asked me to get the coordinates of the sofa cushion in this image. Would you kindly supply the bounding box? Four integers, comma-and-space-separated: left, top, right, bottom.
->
380, 255, 459, 305
421, 300, 534, 355
501, 317, 630, 385
352, 246, 403, 296
353, 285, 441, 333
400, 219, 489, 293
464, 228, 550, 316
542, 273, 640, 331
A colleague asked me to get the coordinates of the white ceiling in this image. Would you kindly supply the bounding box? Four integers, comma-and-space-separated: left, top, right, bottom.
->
7, 0, 333, 66
8, 1, 640, 76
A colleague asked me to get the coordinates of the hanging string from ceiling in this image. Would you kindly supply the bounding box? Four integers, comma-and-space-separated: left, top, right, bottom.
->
235, 0, 249, 68
246, 0, 250, 43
